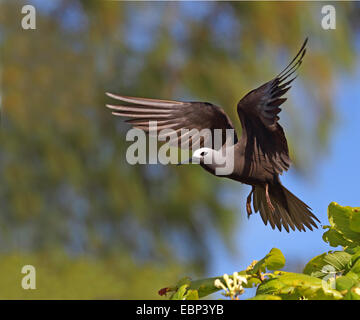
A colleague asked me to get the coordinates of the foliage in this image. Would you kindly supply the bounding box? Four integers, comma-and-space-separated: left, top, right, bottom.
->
163, 203, 360, 300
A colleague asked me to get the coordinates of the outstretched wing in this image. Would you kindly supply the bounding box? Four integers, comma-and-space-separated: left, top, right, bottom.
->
106, 94, 238, 150
237, 38, 308, 177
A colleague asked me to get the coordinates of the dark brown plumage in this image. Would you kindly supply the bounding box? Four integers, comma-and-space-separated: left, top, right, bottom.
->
106, 38, 320, 232
105, 95, 237, 149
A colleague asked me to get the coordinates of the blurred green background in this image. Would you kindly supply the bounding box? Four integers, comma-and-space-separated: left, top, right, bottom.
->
0, 0, 359, 299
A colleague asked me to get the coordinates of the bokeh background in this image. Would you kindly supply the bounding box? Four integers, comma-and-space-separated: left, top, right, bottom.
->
0, 0, 359, 299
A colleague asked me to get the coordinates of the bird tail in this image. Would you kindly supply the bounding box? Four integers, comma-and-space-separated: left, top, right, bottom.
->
252, 183, 320, 232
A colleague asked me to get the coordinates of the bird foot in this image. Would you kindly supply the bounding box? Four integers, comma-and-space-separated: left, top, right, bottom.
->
266, 197, 275, 213
265, 184, 275, 213
246, 187, 254, 218
246, 202, 253, 218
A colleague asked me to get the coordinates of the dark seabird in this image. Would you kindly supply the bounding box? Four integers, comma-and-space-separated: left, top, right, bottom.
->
106, 38, 320, 232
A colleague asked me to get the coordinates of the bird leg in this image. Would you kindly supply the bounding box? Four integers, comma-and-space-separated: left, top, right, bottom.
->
265, 183, 275, 213
246, 187, 254, 218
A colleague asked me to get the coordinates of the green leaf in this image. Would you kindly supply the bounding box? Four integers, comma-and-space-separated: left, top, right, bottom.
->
323, 203, 360, 248
168, 277, 192, 300
344, 246, 360, 255
304, 251, 351, 277
344, 284, 360, 300
252, 248, 285, 273
256, 277, 287, 295
324, 252, 352, 271
189, 277, 222, 298
350, 209, 360, 232
184, 289, 199, 300
349, 259, 360, 275
303, 253, 327, 276
336, 275, 358, 292
257, 272, 343, 300
242, 276, 262, 288
170, 283, 190, 300
167, 276, 219, 300
346, 246, 360, 274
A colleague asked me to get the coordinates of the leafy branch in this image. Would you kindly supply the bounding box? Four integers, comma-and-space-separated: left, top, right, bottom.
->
159, 202, 360, 300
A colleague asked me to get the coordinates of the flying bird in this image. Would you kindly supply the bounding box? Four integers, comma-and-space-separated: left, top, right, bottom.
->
106, 38, 320, 232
